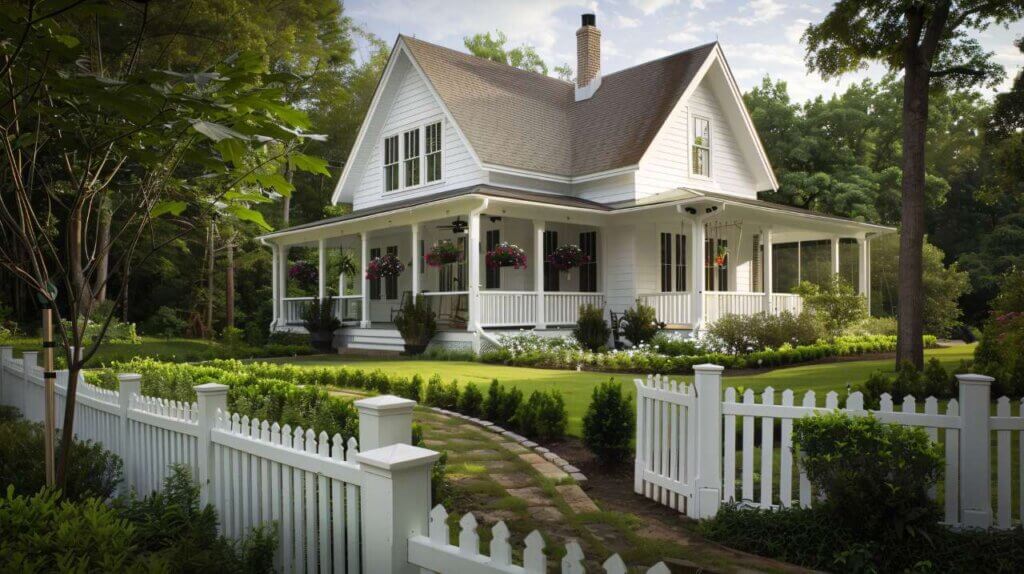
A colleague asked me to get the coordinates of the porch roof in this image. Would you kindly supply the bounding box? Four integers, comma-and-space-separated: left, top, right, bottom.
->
258, 185, 893, 243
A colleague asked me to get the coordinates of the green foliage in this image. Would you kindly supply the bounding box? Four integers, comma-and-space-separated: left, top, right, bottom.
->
220, 326, 246, 347
846, 316, 898, 337
424, 374, 459, 410
794, 274, 866, 339
706, 311, 824, 354
484, 379, 523, 428
974, 267, 1024, 398
514, 390, 568, 442
923, 357, 956, 399
392, 295, 437, 348
582, 380, 635, 464
141, 307, 188, 339
620, 301, 660, 346
649, 333, 701, 357
302, 298, 341, 334
0, 411, 122, 501
573, 304, 610, 352
793, 413, 942, 541
457, 384, 484, 418
463, 31, 548, 74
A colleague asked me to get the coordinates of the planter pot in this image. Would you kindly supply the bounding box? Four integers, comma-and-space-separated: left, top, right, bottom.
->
310, 330, 334, 352
402, 342, 429, 355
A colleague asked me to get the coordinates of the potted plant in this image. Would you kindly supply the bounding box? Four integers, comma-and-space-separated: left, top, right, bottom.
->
392, 294, 437, 354
486, 242, 527, 269
302, 297, 340, 352
425, 240, 462, 267
546, 244, 589, 279
365, 252, 405, 280
714, 245, 728, 267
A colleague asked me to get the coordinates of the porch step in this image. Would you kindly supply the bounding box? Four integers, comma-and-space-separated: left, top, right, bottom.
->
337, 327, 405, 353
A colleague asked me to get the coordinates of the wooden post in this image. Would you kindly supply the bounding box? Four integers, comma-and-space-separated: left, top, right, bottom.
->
957, 373, 993, 528
411, 224, 420, 297
0, 347, 11, 405
690, 218, 705, 330
693, 364, 724, 519
354, 395, 416, 451
360, 233, 371, 328
195, 382, 229, 507
533, 220, 546, 329
357, 443, 440, 573
42, 307, 55, 487
117, 373, 142, 492
763, 228, 773, 314
318, 238, 327, 302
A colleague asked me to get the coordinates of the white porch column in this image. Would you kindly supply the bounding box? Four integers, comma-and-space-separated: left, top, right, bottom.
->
410, 224, 420, 296
278, 244, 289, 327
831, 235, 840, 276
270, 243, 280, 328
763, 228, 774, 314
360, 232, 371, 328
533, 220, 546, 329
317, 238, 327, 301
467, 209, 481, 331
689, 218, 705, 329
858, 235, 871, 308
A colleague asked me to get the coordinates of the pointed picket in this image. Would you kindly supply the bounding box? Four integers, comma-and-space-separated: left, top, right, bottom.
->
489, 521, 511, 566
429, 505, 449, 545
523, 531, 547, 573
647, 563, 671, 574
458, 512, 479, 556
561, 540, 585, 574
602, 553, 627, 574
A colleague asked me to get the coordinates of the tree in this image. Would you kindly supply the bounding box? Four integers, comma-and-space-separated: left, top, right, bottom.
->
464, 31, 548, 74
0, 3, 326, 485
804, 1, 1023, 367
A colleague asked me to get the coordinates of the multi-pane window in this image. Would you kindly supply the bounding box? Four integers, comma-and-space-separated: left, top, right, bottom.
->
403, 129, 420, 187
369, 247, 382, 300
705, 238, 728, 291
580, 231, 598, 292
660, 233, 686, 292
385, 245, 398, 300
485, 229, 500, 289
675, 234, 686, 291
543, 231, 559, 292
660, 233, 673, 292
425, 122, 442, 183
383, 135, 400, 191
692, 117, 711, 177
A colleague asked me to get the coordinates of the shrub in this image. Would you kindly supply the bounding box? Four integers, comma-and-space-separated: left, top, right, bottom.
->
794, 274, 867, 339
706, 311, 822, 354
392, 294, 437, 351
891, 361, 926, 400
857, 370, 892, 409
582, 380, 635, 464
457, 384, 484, 417
573, 304, 610, 351
0, 411, 122, 500
923, 357, 955, 399
424, 374, 459, 409
483, 379, 522, 427
302, 297, 341, 336
974, 267, 1024, 398
142, 306, 187, 338
793, 412, 941, 541
220, 326, 245, 347
515, 390, 568, 441
620, 300, 659, 346
846, 315, 898, 336
650, 332, 701, 356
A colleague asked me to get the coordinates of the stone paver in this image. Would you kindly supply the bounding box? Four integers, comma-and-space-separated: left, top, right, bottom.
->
501, 441, 529, 453
528, 506, 564, 522
506, 487, 551, 506
556, 484, 600, 514
492, 472, 534, 489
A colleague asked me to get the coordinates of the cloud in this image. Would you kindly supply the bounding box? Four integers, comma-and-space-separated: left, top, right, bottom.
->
785, 19, 810, 44
630, 0, 680, 16
613, 13, 641, 28
636, 47, 672, 64
726, 0, 786, 26
666, 30, 699, 44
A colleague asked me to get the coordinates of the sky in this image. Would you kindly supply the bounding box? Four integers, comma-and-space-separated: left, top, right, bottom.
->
347, 0, 1023, 103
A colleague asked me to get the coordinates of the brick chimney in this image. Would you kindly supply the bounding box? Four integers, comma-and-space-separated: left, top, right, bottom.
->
575, 13, 601, 101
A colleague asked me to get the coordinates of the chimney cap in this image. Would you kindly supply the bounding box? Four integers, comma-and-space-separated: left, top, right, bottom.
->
581, 13, 596, 27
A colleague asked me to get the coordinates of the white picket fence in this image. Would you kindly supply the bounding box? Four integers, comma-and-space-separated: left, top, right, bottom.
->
635, 364, 1024, 529
0, 348, 669, 573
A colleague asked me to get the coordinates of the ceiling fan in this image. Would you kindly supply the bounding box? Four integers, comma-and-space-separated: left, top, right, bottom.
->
437, 217, 467, 234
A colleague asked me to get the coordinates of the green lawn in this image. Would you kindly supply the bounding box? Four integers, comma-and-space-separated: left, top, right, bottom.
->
271, 344, 977, 436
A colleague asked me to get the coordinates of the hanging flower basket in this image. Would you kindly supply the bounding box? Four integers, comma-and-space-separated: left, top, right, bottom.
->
486, 242, 527, 269
546, 244, 589, 272
365, 253, 405, 281
425, 241, 462, 267
714, 246, 728, 267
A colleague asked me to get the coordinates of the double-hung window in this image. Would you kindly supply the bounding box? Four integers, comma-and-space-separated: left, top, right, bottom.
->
425, 122, 442, 183
660, 233, 686, 292
403, 129, 420, 187
383, 135, 400, 192
692, 116, 711, 177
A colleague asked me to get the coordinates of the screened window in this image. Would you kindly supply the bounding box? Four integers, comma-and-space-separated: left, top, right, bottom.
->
705, 238, 728, 291
485, 229, 500, 289
580, 231, 598, 292
383, 136, 399, 192
692, 117, 711, 177
772, 242, 799, 293
385, 245, 398, 300
543, 231, 559, 292
675, 234, 686, 292
403, 129, 420, 187
800, 239, 832, 287
369, 247, 382, 300
839, 238, 859, 287
660, 233, 673, 292
425, 122, 442, 182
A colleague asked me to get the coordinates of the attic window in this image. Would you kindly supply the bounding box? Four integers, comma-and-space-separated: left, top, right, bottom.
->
692, 116, 711, 177
425, 122, 442, 183
403, 128, 420, 187
384, 135, 399, 191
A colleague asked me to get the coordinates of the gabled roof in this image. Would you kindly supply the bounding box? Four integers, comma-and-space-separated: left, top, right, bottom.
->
402, 36, 717, 178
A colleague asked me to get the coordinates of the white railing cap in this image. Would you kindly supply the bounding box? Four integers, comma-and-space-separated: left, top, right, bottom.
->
693, 363, 725, 373
194, 382, 230, 394
356, 443, 440, 471
117, 373, 143, 382
955, 373, 995, 385
355, 395, 416, 413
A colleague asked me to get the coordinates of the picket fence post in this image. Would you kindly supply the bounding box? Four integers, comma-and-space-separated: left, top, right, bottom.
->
0, 346, 12, 404
694, 363, 724, 519
195, 383, 229, 507
356, 443, 440, 573
956, 373, 994, 528
354, 395, 416, 450
117, 373, 141, 491
23, 351, 39, 420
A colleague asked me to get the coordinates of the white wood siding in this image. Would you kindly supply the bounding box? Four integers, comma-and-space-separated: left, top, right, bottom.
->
353, 62, 485, 211
636, 76, 759, 201
575, 172, 636, 204
603, 225, 637, 313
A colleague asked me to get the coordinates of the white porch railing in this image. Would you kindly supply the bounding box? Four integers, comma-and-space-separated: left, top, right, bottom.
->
639, 292, 693, 326
479, 291, 537, 328
703, 292, 764, 325
769, 293, 803, 315
333, 295, 363, 324
281, 297, 313, 324
544, 292, 605, 326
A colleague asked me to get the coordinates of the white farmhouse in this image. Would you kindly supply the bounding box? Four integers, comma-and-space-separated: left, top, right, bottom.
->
260, 14, 892, 352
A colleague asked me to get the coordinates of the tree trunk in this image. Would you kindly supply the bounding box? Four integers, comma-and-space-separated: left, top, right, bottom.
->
93, 201, 111, 304
896, 63, 928, 369
282, 168, 293, 226
56, 345, 81, 487
225, 238, 235, 328
206, 225, 216, 337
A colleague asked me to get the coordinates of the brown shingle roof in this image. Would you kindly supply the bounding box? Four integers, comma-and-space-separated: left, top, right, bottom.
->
401, 36, 716, 178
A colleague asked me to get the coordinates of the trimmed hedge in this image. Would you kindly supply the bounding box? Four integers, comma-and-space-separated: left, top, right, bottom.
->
481, 335, 938, 375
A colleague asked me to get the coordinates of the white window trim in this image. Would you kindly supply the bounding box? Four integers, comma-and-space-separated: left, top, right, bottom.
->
383, 134, 400, 192
691, 114, 712, 180
382, 119, 446, 194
